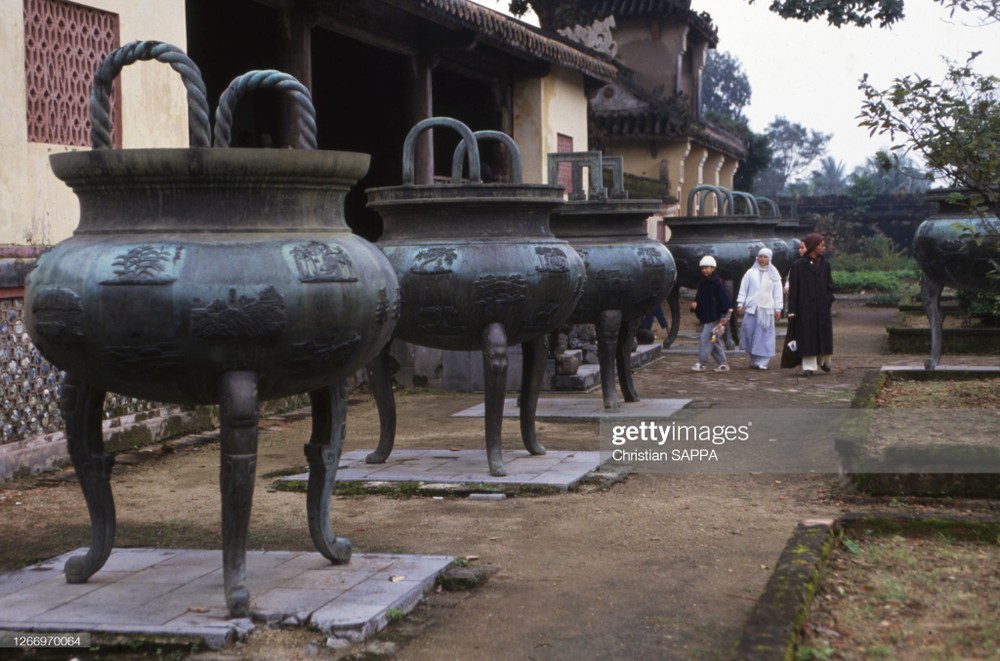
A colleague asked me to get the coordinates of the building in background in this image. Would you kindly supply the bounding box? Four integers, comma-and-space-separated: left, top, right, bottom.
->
552, 0, 747, 213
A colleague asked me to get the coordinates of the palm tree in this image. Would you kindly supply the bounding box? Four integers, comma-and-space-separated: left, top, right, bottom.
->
809, 157, 848, 195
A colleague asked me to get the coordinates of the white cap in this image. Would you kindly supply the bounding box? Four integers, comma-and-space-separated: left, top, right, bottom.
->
699, 255, 717, 268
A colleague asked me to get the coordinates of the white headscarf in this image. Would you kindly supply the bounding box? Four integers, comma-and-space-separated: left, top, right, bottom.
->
754, 248, 781, 330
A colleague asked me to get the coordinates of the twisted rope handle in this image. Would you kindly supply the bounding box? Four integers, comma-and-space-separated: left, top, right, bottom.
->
451, 130, 523, 183
89, 40, 210, 149
402, 117, 480, 185
213, 70, 317, 149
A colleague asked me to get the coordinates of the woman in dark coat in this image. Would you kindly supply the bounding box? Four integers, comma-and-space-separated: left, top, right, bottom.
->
786, 233, 834, 375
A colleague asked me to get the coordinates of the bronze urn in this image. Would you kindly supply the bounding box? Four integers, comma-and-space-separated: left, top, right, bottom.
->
547, 151, 676, 408
364, 119, 585, 476
24, 43, 399, 616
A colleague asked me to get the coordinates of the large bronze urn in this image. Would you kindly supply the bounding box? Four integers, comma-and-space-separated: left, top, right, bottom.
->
364, 119, 585, 476
662, 185, 799, 347
24, 43, 399, 616
547, 152, 676, 408
913, 190, 1000, 369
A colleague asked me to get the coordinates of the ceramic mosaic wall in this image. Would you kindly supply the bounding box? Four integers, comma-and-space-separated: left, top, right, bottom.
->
1, 297, 160, 445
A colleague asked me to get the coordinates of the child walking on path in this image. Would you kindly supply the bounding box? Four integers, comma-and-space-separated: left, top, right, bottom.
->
690, 255, 732, 372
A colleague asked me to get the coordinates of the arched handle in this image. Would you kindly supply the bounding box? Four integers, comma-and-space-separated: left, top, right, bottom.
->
89, 40, 210, 149
213, 70, 317, 149
451, 130, 523, 183
732, 191, 760, 217
402, 117, 480, 185
687, 185, 727, 216
754, 196, 782, 218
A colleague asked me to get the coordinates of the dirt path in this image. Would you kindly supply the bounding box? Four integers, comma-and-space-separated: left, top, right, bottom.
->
0, 301, 987, 660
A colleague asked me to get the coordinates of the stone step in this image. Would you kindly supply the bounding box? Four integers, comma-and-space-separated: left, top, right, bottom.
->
551, 342, 663, 392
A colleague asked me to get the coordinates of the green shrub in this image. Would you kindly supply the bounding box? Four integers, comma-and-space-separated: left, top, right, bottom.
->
867, 292, 902, 307
832, 270, 901, 293
956, 290, 1000, 324
828, 233, 917, 273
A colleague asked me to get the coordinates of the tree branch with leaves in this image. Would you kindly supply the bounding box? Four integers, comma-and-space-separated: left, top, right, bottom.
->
858, 53, 1000, 213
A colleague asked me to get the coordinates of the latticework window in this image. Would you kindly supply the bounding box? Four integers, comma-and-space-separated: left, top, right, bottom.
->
23, 0, 120, 146
557, 133, 574, 193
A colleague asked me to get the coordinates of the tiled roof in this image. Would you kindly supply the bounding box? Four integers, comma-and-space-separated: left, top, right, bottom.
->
592, 111, 748, 159
395, 0, 618, 82
557, 0, 718, 44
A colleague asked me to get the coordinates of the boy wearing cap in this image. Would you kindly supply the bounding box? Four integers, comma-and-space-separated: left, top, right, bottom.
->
689, 255, 732, 372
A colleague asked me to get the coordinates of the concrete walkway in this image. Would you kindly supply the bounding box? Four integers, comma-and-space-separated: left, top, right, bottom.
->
0, 548, 452, 648
450, 396, 690, 420
283, 449, 605, 490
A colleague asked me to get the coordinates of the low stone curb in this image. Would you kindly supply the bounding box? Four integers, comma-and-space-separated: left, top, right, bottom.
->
732, 513, 1000, 661
731, 519, 835, 661
837, 369, 1000, 497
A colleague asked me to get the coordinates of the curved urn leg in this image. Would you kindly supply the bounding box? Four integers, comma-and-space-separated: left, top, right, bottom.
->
597, 309, 623, 410
61, 375, 115, 584
482, 322, 509, 477
218, 371, 259, 618
921, 275, 944, 370
364, 345, 396, 464
519, 335, 547, 456
664, 284, 680, 348
618, 316, 641, 403
305, 381, 352, 564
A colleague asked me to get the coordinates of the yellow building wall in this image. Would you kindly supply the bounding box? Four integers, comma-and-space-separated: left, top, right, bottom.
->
1, 0, 189, 245
513, 66, 588, 185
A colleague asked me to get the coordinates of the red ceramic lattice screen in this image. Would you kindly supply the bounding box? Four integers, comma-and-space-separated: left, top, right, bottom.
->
24, 0, 120, 147
557, 133, 573, 193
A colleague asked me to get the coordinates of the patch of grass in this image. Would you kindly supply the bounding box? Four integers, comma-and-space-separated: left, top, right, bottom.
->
385, 607, 406, 622
799, 525, 1000, 661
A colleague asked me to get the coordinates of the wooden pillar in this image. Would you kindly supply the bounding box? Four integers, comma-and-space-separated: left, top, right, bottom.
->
277, 3, 315, 147
409, 54, 435, 184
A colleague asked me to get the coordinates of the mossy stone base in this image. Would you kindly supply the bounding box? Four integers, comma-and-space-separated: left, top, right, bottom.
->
886, 325, 1000, 354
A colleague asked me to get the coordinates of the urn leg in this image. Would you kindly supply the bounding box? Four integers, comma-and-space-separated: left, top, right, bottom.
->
218, 371, 259, 618
481, 322, 509, 477
61, 375, 115, 584
305, 381, 353, 564
618, 316, 641, 403
364, 345, 397, 464
519, 335, 547, 456
597, 310, 623, 410
921, 275, 944, 370
664, 284, 680, 348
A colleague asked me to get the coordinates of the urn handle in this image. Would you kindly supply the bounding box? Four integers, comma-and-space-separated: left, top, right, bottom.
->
686, 184, 735, 217
451, 130, 523, 183
731, 191, 760, 217
755, 196, 781, 218
89, 41, 211, 149
601, 155, 628, 200
213, 70, 318, 149
546, 151, 607, 202
401, 117, 480, 185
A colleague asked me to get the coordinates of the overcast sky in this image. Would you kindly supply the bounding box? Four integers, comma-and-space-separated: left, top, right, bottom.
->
707, 0, 1000, 175
479, 1, 1000, 177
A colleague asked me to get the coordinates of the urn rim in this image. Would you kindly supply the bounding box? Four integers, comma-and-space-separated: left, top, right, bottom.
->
49, 148, 371, 188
